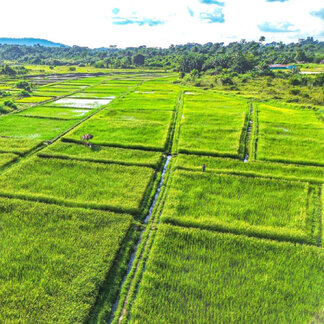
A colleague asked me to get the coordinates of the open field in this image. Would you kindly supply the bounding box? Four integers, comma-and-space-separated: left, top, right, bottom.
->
160, 168, 319, 244
0, 115, 76, 140
0, 71, 323, 323
176, 154, 324, 183
129, 224, 324, 324
0, 137, 43, 155
0, 197, 136, 323
255, 103, 324, 166
0, 153, 18, 168
39, 141, 163, 168
65, 109, 174, 151
17, 106, 92, 119
177, 91, 249, 157
0, 156, 155, 215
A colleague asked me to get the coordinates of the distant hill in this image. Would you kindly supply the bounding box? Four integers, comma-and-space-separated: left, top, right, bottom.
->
0, 38, 68, 47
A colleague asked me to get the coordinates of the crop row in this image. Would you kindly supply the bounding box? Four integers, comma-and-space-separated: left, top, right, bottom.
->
0, 197, 138, 323
160, 167, 321, 245
128, 224, 324, 323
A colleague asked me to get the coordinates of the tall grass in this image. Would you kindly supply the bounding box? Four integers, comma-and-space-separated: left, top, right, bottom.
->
0, 137, 43, 155
39, 141, 164, 168
0, 153, 18, 168
257, 103, 324, 166
65, 110, 173, 151
0, 197, 135, 323
176, 153, 324, 183
161, 169, 320, 244
0, 156, 155, 216
129, 224, 324, 324
178, 92, 249, 157
0, 115, 76, 140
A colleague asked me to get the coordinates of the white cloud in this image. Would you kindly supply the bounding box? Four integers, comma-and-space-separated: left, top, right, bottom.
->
0, 0, 323, 47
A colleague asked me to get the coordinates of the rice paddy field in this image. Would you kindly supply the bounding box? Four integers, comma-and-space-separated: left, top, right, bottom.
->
0, 71, 323, 323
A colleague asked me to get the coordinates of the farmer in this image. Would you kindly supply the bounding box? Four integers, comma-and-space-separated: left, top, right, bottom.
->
202, 164, 206, 172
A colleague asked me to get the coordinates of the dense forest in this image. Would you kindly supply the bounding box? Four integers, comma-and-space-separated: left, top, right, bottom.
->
0, 37, 323, 74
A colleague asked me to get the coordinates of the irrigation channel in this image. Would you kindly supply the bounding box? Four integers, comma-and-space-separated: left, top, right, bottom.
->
244, 103, 254, 163
109, 155, 172, 323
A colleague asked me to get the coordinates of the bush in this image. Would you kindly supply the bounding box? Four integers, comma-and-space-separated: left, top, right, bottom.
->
4, 100, 17, 109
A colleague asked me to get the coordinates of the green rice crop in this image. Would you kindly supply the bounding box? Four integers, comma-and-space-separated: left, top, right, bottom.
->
129, 224, 324, 324
161, 169, 319, 243
256, 103, 324, 166
0, 156, 154, 215
69, 92, 118, 99
32, 91, 71, 96
0, 153, 18, 168
65, 110, 173, 151
0, 197, 135, 323
0, 137, 43, 155
15, 96, 53, 103
39, 141, 163, 168
17, 106, 91, 120
178, 92, 249, 157
176, 154, 324, 183
113, 98, 176, 111
0, 115, 76, 140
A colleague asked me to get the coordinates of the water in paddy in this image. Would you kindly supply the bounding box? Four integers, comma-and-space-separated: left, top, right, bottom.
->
109, 155, 172, 323
50, 97, 114, 109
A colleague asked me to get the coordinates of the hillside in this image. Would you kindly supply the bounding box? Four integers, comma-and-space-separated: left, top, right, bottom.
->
0, 37, 68, 47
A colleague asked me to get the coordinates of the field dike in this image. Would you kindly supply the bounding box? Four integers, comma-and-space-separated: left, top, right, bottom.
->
244, 103, 254, 163
108, 155, 172, 324
0, 80, 139, 178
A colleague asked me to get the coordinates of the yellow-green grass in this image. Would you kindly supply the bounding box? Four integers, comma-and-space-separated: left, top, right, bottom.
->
0, 197, 134, 323
111, 98, 176, 111
126, 92, 179, 101
32, 91, 72, 97
129, 224, 324, 324
178, 93, 248, 157
256, 103, 324, 166
176, 154, 324, 183
15, 96, 53, 103
39, 141, 163, 168
0, 153, 18, 168
65, 110, 173, 151
0, 137, 43, 155
161, 169, 320, 244
17, 106, 92, 120
0, 156, 154, 215
0, 115, 76, 140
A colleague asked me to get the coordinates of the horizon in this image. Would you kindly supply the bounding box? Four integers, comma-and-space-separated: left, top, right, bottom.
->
0, 0, 323, 48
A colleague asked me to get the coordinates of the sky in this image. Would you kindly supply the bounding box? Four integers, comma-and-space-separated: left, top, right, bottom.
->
0, 0, 323, 48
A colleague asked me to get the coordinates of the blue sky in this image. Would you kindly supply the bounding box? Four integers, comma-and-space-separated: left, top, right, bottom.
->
0, 0, 323, 47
